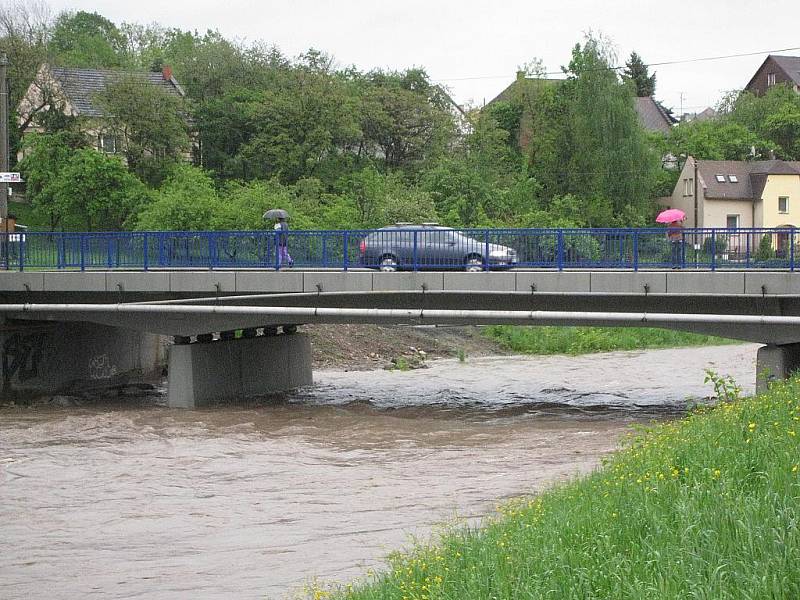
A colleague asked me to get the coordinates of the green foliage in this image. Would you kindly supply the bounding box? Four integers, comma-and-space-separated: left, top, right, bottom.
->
668, 119, 773, 161
50, 11, 125, 68
95, 74, 191, 186
483, 325, 734, 355
20, 133, 148, 230
622, 51, 656, 97
329, 377, 800, 599
755, 233, 776, 262
134, 164, 219, 231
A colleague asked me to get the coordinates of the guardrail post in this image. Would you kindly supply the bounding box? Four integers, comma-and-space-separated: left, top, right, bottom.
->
791, 229, 795, 272
633, 230, 639, 271
107, 236, 113, 268
208, 232, 215, 269
80, 235, 86, 271
412, 231, 419, 271
18, 233, 24, 271
711, 229, 716, 271
557, 230, 564, 271
322, 235, 328, 268
343, 231, 349, 271
2, 234, 8, 271
143, 233, 149, 271
57, 234, 64, 269
483, 230, 489, 271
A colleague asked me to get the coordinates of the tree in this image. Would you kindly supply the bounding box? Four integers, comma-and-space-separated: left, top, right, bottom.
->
96, 74, 191, 185
535, 36, 660, 221
623, 51, 656, 97
20, 134, 148, 230
668, 119, 774, 161
49, 10, 126, 68
134, 165, 218, 231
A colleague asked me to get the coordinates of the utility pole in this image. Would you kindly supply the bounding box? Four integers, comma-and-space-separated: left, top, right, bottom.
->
0, 53, 9, 222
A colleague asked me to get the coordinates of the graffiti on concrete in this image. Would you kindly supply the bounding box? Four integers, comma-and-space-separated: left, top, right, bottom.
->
2, 332, 46, 383
88, 354, 118, 380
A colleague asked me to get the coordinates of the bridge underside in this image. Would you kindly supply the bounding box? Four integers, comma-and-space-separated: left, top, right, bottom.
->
4, 270, 800, 406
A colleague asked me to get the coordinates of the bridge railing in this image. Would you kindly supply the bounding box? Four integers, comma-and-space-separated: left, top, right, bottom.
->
0, 227, 795, 271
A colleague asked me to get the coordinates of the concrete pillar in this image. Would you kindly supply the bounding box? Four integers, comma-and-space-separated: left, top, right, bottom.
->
167, 332, 312, 409
756, 343, 800, 393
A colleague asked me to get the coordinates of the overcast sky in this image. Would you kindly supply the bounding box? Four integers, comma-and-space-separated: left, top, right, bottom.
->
41, 0, 800, 114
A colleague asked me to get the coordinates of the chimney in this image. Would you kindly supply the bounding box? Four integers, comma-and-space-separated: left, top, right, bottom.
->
162, 65, 173, 81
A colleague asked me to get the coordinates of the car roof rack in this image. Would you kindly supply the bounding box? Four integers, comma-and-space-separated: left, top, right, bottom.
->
393, 222, 414, 226
421, 222, 440, 226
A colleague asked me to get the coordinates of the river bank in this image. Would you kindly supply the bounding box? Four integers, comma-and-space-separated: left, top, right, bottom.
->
327, 367, 800, 600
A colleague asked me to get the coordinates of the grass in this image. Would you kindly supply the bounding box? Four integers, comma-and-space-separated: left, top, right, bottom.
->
311, 373, 800, 599
483, 325, 736, 356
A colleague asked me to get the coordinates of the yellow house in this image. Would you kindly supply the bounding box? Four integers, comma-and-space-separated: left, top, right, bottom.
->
662, 157, 800, 254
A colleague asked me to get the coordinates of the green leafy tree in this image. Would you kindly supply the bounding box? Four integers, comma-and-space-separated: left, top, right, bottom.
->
96, 74, 191, 185
623, 51, 656, 97
49, 10, 125, 68
668, 120, 774, 160
134, 165, 218, 231
20, 133, 147, 230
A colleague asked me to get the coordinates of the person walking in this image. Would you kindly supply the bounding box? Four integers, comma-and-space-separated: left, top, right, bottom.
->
667, 219, 684, 269
274, 216, 293, 268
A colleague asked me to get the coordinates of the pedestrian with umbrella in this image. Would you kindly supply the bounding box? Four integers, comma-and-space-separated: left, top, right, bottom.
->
656, 208, 686, 269
263, 209, 293, 268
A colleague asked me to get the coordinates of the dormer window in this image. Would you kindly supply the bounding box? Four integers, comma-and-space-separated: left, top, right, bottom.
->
728, 175, 738, 183
767, 72, 776, 86
715, 174, 726, 183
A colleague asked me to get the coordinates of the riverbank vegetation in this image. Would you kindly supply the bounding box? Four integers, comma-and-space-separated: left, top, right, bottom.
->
3, 5, 799, 234
318, 374, 800, 599
483, 325, 736, 355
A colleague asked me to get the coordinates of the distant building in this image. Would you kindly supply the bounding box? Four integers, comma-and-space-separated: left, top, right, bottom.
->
17, 64, 188, 161
681, 107, 717, 123
744, 55, 800, 96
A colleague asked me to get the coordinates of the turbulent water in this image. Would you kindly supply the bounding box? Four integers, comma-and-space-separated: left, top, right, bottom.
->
0, 344, 757, 599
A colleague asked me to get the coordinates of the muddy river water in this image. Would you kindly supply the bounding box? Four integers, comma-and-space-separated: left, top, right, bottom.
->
0, 343, 758, 599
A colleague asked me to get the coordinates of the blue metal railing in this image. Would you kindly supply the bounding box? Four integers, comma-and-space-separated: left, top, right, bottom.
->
0, 227, 797, 272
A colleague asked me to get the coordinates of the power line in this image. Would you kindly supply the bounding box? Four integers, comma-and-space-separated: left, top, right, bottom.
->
433, 45, 800, 82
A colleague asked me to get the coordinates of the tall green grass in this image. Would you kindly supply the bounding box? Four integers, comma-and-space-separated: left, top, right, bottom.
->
314, 374, 800, 599
484, 325, 736, 355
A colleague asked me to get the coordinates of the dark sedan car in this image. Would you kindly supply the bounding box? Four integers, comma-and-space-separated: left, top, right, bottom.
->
359, 224, 517, 271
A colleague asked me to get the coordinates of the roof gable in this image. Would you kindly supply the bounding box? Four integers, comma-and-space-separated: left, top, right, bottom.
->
696, 159, 800, 200
745, 55, 800, 91
47, 66, 185, 117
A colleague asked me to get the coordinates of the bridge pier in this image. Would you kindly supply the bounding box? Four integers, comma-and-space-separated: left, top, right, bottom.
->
167, 332, 312, 409
756, 343, 800, 393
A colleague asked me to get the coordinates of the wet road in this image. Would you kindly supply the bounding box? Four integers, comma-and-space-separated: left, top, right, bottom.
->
0, 344, 757, 599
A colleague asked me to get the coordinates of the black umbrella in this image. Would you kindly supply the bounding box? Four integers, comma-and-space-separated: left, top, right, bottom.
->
263, 208, 289, 220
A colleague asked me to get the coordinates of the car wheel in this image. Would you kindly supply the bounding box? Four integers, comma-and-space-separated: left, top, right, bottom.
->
465, 255, 484, 272
379, 255, 398, 272
282, 324, 298, 335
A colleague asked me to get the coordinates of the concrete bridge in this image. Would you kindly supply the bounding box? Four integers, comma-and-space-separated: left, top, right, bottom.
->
2, 268, 800, 407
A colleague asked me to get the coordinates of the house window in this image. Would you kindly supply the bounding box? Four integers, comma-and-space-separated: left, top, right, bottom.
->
726, 214, 740, 229
728, 174, 738, 183
99, 134, 117, 154
683, 178, 693, 196
767, 72, 776, 86
779, 196, 789, 214
715, 174, 726, 183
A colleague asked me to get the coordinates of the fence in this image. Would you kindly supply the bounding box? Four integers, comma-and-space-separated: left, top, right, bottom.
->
0, 227, 796, 271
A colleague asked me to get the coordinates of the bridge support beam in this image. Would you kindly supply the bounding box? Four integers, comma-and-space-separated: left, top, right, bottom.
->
167, 332, 312, 409
756, 343, 800, 393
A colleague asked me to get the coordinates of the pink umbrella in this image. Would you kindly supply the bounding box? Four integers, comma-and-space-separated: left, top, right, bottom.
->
656, 208, 686, 224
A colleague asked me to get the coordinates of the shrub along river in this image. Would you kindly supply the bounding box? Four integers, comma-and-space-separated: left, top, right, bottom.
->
0, 343, 757, 599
